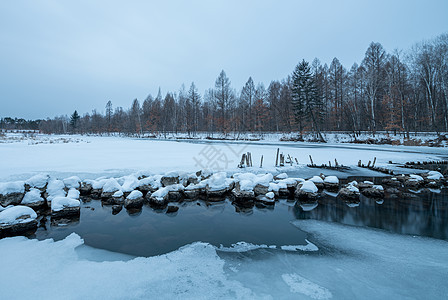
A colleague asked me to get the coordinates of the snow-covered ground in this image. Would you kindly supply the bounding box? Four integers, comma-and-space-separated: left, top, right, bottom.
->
1, 133, 447, 299
0, 133, 446, 182
0, 220, 447, 299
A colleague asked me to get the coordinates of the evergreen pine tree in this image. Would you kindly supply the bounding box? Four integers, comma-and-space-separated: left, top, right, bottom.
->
70, 110, 80, 132
291, 60, 325, 142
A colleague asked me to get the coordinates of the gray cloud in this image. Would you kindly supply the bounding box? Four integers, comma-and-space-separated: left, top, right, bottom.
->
1, 0, 447, 119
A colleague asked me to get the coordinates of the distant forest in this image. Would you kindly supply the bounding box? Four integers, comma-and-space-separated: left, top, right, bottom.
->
2, 33, 447, 137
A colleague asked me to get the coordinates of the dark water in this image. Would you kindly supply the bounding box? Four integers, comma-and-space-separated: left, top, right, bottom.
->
33, 199, 307, 257
32, 186, 448, 257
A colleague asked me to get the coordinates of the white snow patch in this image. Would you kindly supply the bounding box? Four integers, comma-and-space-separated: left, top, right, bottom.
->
67, 188, 80, 199
51, 197, 80, 212
0, 181, 24, 195
372, 185, 384, 191
126, 190, 143, 200
102, 178, 122, 193
21, 188, 44, 205
309, 176, 324, 184
324, 176, 339, 184
0, 205, 37, 226
409, 174, 424, 182
300, 181, 318, 193
427, 171, 444, 180
207, 172, 233, 192
25, 174, 49, 189
0, 234, 257, 299
46, 179, 66, 201
282, 273, 332, 299
63, 176, 81, 189
280, 239, 319, 252
121, 175, 139, 192
275, 173, 288, 179
113, 190, 124, 198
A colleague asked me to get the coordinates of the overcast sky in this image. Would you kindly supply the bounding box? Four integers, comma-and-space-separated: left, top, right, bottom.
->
1, 0, 447, 119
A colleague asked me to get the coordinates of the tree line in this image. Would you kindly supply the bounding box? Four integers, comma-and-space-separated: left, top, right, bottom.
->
5, 33, 447, 137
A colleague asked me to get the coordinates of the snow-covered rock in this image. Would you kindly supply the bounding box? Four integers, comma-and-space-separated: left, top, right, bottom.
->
166, 184, 185, 201
85, 178, 108, 198
184, 180, 207, 199
67, 188, 80, 199
357, 181, 373, 190
0, 205, 38, 235
405, 174, 424, 188
101, 178, 122, 199
300, 181, 318, 193
323, 176, 339, 191
161, 172, 180, 187
338, 185, 360, 201
25, 174, 49, 190
206, 172, 234, 198
427, 171, 443, 181
124, 190, 144, 209
149, 187, 170, 206
274, 173, 288, 180
121, 175, 139, 193
295, 181, 319, 201
309, 176, 324, 189
0, 181, 25, 206
51, 196, 80, 217
137, 175, 162, 193
362, 185, 385, 198
21, 188, 45, 208
103, 190, 124, 205
256, 192, 276, 205
46, 179, 67, 204
232, 181, 255, 201
63, 176, 81, 190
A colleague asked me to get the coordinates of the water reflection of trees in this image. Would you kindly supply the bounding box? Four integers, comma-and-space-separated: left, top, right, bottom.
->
293, 190, 448, 240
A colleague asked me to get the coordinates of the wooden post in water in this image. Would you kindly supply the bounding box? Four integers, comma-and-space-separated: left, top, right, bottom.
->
260, 155, 263, 168
309, 155, 314, 166
275, 148, 280, 167
372, 157, 376, 167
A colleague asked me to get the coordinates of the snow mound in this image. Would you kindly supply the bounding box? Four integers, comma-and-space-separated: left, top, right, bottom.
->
324, 176, 339, 184
126, 190, 143, 200
207, 172, 233, 191
67, 188, 80, 199
409, 174, 423, 182
0, 206, 37, 226
21, 188, 44, 205
46, 179, 66, 201
275, 173, 288, 179
372, 185, 384, 191
25, 174, 49, 189
300, 181, 318, 193
51, 197, 80, 212
85, 178, 108, 189
63, 176, 81, 189
427, 171, 444, 180
138, 176, 162, 190
309, 176, 323, 184
121, 175, 139, 192
113, 190, 123, 198
0, 234, 256, 299
102, 178, 122, 193
0, 181, 25, 195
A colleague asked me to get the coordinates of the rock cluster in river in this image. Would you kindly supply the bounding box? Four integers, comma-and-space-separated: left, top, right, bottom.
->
0, 169, 446, 237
